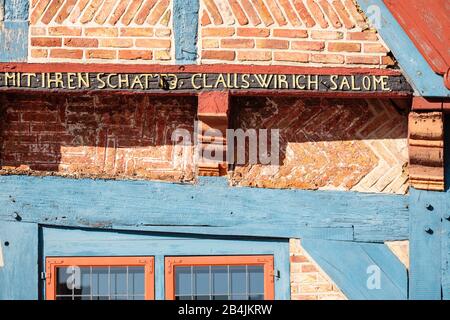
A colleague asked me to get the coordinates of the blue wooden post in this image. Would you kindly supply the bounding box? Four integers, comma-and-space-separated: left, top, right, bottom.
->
0, 0, 29, 62
0, 221, 39, 300
409, 189, 445, 299
173, 0, 199, 64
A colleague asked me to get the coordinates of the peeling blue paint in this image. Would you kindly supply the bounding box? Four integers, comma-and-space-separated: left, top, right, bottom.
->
0, 0, 28, 62
409, 188, 448, 300
0, 221, 38, 300
0, 21, 28, 62
0, 175, 409, 242
173, 0, 199, 64
357, 0, 450, 97
4, 0, 29, 21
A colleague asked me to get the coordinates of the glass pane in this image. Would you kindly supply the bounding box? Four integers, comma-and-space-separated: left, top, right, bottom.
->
175, 267, 192, 296
193, 266, 209, 296
212, 266, 228, 295
231, 294, 249, 300
92, 267, 109, 296
73, 267, 91, 296
248, 266, 264, 294
128, 267, 145, 296
249, 294, 264, 300
110, 267, 127, 296
194, 295, 210, 300
212, 295, 228, 300
230, 266, 246, 295
56, 267, 72, 296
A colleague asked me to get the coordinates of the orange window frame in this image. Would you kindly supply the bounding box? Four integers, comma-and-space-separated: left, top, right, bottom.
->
165, 255, 274, 300
45, 257, 154, 300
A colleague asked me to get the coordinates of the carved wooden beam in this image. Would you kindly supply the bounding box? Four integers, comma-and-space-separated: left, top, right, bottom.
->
197, 91, 229, 176
409, 106, 444, 191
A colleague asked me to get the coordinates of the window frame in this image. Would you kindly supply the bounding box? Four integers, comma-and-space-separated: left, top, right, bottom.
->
164, 255, 274, 300
45, 256, 154, 300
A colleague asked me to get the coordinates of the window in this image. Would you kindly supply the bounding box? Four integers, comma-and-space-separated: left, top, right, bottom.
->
45, 257, 154, 300
165, 256, 274, 300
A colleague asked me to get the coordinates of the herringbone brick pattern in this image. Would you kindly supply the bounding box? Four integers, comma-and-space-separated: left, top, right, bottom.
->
0, 93, 196, 182
231, 97, 409, 194
200, 0, 395, 67
29, 0, 173, 62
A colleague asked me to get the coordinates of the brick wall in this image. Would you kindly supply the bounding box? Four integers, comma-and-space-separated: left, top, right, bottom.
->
386, 240, 409, 269
200, 0, 395, 67
290, 239, 346, 300
230, 97, 409, 194
29, 0, 173, 63
0, 93, 196, 181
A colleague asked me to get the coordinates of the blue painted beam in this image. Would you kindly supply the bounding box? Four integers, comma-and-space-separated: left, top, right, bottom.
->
42, 226, 291, 300
302, 239, 408, 300
357, 0, 450, 97
4, 0, 29, 20
173, 0, 199, 64
0, 0, 28, 62
409, 188, 447, 300
0, 221, 39, 300
0, 175, 409, 242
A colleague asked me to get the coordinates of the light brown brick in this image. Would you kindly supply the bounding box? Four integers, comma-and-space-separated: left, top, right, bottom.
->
202, 50, 236, 61
311, 54, 345, 64
48, 26, 82, 36
155, 50, 171, 61
119, 50, 153, 60
364, 43, 388, 53
85, 27, 119, 37
274, 52, 309, 63
347, 31, 378, 41
99, 38, 134, 48
31, 37, 62, 47
292, 41, 325, 51
31, 49, 48, 58
237, 28, 270, 37
64, 38, 98, 48
221, 39, 255, 49
135, 39, 171, 49
31, 27, 47, 36
273, 29, 308, 38
329, 42, 361, 52
86, 49, 116, 59
311, 30, 344, 40
202, 27, 235, 37
256, 39, 289, 49
120, 28, 154, 37
346, 56, 380, 65
237, 51, 271, 61
50, 49, 83, 59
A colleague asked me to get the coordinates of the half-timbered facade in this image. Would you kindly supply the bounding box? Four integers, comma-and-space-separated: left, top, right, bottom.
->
0, 0, 448, 300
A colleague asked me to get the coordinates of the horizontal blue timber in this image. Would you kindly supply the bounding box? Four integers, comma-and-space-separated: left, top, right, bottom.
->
0, 175, 409, 242
302, 239, 408, 300
0, 221, 39, 300
42, 226, 291, 300
357, 0, 450, 97
173, 0, 199, 64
